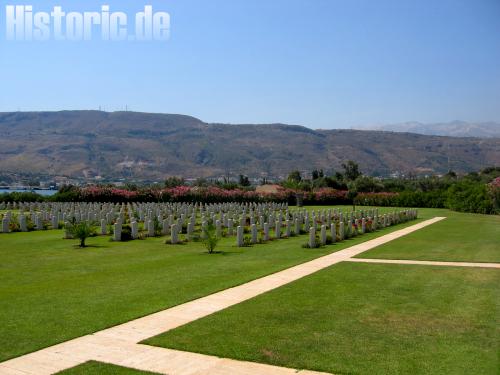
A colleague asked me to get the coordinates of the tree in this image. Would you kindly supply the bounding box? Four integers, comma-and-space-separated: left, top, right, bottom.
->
202, 223, 219, 254
446, 180, 494, 214
353, 176, 384, 192
165, 176, 185, 188
288, 170, 302, 183
193, 178, 209, 187
239, 174, 251, 187
342, 160, 361, 181
347, 182, 358, 211
66, 220, 97, 248
311, 169, 324, 180
324, 175, 347, 190
444, 170, 457, 179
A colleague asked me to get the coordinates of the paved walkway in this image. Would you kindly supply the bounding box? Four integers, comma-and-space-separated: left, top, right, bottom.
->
0, 217, 446, 375
348, 258, 500, 268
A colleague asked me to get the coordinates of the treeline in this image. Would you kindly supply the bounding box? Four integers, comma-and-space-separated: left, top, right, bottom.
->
281, 164, 500, 214
1, 164, 499, 214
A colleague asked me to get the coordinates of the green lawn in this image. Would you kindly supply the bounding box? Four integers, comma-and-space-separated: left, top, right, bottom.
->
357, 210, 500, 262
55, 361, 158, 375
0, 205, 418, 361
145, 262, 500, 375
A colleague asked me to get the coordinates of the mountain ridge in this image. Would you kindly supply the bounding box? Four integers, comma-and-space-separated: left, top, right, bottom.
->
0, 111, 499, 180
355, 121, 500, 138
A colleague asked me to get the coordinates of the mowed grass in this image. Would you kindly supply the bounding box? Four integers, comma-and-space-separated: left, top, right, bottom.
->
145, 262, 500, 375
358, 210, 500, 262
55, 361, 159, 375
0, 205, 417, 361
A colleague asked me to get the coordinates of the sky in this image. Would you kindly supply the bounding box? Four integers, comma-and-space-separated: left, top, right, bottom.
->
0, 0, 499, 129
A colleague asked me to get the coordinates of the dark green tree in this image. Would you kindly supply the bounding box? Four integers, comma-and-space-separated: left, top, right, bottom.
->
239, 174, 251, 187
288, 170, 302, 183
165, 176, 185, 188
342, 160, 361, 181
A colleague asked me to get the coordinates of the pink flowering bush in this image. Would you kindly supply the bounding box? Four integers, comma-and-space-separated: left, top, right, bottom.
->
57, 185, 356, 204
488, 177, 500, 213
69, 185, 295, 203
311, 188, 348, 204
80, 186, 139, 202
489, 177, 500, 188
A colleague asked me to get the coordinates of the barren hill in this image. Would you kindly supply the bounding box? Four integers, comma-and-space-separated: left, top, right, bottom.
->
0, 111, 499, 180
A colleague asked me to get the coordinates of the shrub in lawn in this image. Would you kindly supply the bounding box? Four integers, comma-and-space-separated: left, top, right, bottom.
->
325, 235, 333, 245
302, 235, 323, 249
153, 217, 162, 236
8, 213, 20, 232
202, 223, 219, 254
121, 224, 133, 241
26, 218, 35, 231
242, 236, 253, 247
65, 220, 97, 248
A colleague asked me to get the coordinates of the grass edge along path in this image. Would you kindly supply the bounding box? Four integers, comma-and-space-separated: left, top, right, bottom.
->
0, 208, 425, 362
0, 218, 443, 374
144, 261, 500, 375
356, 210, 500, 263
54, 361, 161, 375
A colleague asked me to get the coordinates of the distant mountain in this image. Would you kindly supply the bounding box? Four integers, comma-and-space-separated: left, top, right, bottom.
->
0, 111, 499, 180
356, 121, 500, 138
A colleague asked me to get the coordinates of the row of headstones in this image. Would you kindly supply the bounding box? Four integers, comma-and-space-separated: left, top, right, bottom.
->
231, 209, 418, 248
88, 204, 376, 243
97, 204, 291, 242
110, 206, 384, 242
0, 201, 289, 234
0, 211, 59, 232
109, 201, 291, 242
1, 202, 415, 243
171, 209, 418, 246
0, 201, 288, 214
304, 209, 418, 248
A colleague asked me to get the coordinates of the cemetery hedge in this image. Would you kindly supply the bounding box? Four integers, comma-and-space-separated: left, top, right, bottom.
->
354, 178, 499, 214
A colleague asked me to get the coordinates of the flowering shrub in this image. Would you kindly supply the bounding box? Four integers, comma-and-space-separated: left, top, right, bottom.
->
487, 177, 500, 214
47, 185, 353, 204
4, 179, 497, 214
81, 186, 139, 202
311, 188, 348, 204
53, 185, 294, 203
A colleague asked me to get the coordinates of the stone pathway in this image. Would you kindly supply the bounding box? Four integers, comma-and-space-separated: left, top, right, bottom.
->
348, 258, 500, 268
0, 217, 446, 375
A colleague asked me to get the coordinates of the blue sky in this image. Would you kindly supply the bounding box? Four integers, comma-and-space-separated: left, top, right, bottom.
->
0, 0, 499, 128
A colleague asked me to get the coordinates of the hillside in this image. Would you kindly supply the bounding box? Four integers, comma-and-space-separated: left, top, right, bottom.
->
0, 111, 499, 180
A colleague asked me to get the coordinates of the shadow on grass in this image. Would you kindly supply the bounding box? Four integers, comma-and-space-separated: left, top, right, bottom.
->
71, 244, 107, 250
199, 250, 241, 256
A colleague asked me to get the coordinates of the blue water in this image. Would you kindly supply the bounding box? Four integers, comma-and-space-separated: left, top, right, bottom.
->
0, 189, 57, 196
